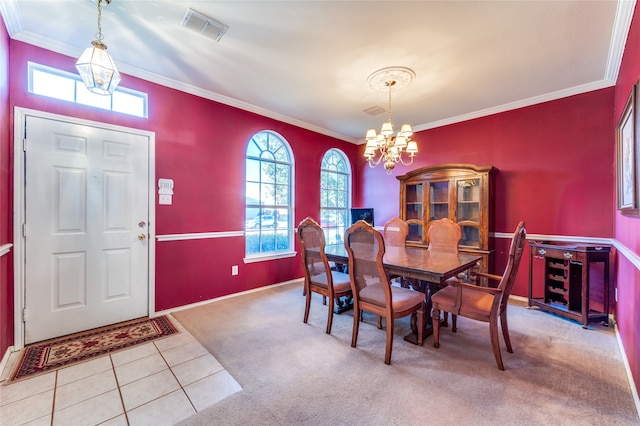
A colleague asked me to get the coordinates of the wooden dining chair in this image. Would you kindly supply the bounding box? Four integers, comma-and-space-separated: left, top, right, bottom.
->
383, 217, 410, 288
383, 217, 409, 247
430, 221, 526, 370
425, 218, 464, 326
427, 218, 462, 254
297, 217, 352, 334
344, 220, 425, 365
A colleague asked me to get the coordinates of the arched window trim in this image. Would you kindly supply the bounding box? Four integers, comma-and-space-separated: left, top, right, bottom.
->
244, 130, 296, 262
320, 148, 352, 247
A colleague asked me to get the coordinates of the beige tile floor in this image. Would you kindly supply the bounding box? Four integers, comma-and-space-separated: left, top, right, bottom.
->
0, 315, 241, 425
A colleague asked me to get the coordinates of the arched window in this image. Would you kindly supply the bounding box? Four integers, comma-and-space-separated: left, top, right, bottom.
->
245, 131, 294, 258
320, 149, 351, 247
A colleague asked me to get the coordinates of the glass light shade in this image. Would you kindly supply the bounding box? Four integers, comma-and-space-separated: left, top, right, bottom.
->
406, 141, 418, 153
366, 129, 377, 140
399, 124, 413, 137
380, 122, 393, 136
75, 40, 121, 96
364, 147, 375, 158
366, 139, 378, 149
394, 136, 407, 149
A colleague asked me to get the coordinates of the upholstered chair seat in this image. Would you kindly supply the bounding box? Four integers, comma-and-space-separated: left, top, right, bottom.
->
309, 271, 351, 293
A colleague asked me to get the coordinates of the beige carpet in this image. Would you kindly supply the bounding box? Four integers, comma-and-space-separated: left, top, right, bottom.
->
173, 282, 638, 426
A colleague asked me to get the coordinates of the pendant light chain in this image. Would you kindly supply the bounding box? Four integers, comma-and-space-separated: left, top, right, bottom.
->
96, 0, 103, 41
387, 80, 395, 126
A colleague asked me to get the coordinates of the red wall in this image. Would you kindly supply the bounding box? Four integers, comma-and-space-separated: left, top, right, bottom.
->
358, 88, 615, 299
0, 18, 13, 358
613, 1, 640, 399
5, 41, 359, 316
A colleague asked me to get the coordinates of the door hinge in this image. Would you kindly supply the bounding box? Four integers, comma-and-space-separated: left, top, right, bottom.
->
23, 138, 27, 152
22, 223, 27, 237
22, 308, 27, 322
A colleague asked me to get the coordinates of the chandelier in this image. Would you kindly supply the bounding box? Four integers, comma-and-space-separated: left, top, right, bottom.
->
75, 0, 121, 96
364, 67, 418, 174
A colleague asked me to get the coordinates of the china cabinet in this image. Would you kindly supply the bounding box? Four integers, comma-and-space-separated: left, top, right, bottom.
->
397, 164, 498, 282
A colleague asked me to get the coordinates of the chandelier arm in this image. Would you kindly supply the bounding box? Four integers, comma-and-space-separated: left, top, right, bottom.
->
397, 154, 416, 166
367, 152, 385, 168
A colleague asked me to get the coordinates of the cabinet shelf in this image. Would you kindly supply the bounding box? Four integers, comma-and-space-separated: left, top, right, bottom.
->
547, 287, 567, 296
547, 274, 567, 282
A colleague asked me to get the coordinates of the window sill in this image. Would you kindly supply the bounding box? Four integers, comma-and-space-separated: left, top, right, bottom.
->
243, 251, 297, 263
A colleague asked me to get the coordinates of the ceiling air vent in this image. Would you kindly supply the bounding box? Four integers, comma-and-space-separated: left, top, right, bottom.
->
181, 8, 228, 42
363, 106, 386, 116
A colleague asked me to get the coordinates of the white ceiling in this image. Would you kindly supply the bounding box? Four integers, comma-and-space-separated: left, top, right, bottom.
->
1, 1, 636, 144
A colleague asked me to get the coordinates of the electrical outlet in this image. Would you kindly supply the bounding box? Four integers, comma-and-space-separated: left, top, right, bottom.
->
232, 265, 238, 276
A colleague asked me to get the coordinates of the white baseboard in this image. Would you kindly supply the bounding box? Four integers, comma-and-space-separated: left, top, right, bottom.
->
0, 345, 16, 384
154, 278, 304, 317
615, 324, 640, 419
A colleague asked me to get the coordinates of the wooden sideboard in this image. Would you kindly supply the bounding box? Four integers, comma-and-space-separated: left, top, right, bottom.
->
396, 164, 498, 283
528, 241, 610, 328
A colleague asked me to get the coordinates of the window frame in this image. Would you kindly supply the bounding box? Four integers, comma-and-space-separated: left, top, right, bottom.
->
28, 62, 148, 118
244, 130, 296, 262
320, 148, 352, 248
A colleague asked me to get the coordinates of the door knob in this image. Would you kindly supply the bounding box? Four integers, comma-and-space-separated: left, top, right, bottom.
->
138, 234, 147, 240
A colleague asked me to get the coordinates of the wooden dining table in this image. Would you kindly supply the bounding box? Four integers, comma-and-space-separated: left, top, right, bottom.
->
323, 244, 482, 343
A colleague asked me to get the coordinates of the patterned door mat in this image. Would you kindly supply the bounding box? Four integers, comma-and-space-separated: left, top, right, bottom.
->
7, 316, 179, 383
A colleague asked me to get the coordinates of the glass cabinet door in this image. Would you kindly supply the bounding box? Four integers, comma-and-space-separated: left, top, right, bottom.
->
456, 178, 481, 248
404, 184, 423, 242
404, 183, 423, 221
428, 180, 450, 222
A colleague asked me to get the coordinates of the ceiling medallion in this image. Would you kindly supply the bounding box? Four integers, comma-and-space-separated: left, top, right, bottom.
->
367, 66, 416, 92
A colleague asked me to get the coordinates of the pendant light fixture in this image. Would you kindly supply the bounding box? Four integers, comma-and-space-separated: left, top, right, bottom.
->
76, 0, 121, 96
364, 67, 418, 174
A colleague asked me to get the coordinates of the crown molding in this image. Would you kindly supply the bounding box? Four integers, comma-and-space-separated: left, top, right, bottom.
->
604, 0, 637, 82
412, 79, 615, 134
0, 0, 20, 36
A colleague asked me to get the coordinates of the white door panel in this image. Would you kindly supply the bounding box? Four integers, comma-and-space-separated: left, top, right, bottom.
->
24, 116, 149, 344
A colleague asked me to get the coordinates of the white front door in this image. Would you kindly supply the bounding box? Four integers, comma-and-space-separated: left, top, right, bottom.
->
23, 115, 150, 344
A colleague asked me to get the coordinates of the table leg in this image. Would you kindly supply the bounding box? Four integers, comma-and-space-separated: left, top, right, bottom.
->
404, 280, 447, 344
334, 295, 354, 314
